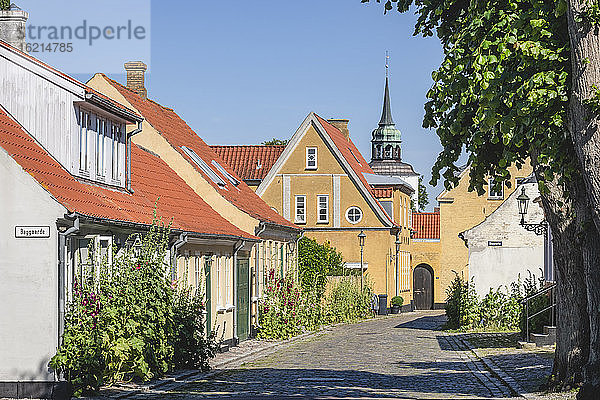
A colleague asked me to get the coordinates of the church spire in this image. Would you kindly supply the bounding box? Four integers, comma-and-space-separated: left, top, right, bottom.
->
378, 76, 394, 126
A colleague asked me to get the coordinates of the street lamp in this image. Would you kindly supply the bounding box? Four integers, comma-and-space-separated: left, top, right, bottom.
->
517, 186, 547, 236
358, 230, 366, 291
395, 235, 401, 297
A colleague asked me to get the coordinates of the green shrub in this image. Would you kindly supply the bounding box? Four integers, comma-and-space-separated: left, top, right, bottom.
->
0, 0, 10, 11
445, 273, 480, 330
325, 277, 373, 324
391, 296, 404, 307
50, 218, 216, 395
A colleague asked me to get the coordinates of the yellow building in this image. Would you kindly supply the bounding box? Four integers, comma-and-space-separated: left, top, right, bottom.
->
435, 163, 533, 299
87, 63, 302, 345
215, 113, 415, 307
411, 211, 443, 307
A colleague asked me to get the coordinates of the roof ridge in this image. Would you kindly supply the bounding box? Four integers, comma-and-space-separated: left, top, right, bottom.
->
103, 74, 175, 111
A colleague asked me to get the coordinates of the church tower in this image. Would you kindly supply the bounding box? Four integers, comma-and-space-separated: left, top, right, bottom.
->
369, 63, 420, 205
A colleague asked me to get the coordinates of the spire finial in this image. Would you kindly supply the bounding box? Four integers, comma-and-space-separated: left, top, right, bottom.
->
379, 52, 394, 126
385, 51, 389, 78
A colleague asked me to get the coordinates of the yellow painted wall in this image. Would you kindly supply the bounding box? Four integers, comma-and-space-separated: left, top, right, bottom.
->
411, 240, 443, 304
437, 163, 533, 297
259, 122, 413, 305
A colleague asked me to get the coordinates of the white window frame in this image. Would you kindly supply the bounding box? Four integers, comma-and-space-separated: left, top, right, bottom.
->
306, 147, 317, 170
488, 178, 504, 199
96, 117, 105, 178
345, 206, 363, 224
79, 110, 89, 172
225, 254, 232, 307
216, 254, 224, 309
295, 195, 306, 224
317, 194, 329, 223
111, 123, 120, 181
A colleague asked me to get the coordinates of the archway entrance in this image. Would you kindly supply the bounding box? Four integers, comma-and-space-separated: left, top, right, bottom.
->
413, 264, 434, 310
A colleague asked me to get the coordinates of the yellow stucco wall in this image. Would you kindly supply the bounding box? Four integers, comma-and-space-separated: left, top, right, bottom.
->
411, 240, 443, 304
436, 163, 533, 297
258, 122, 413, 305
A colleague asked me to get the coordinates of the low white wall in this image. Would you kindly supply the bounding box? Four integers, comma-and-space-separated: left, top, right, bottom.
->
0, 149, 65, 381
469, 247, 543, 295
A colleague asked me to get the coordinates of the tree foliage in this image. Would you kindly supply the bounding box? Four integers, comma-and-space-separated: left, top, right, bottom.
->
418, 176, 429, 211
362, 0, 574, 195
0, 0, 9, 11
262, 138, 289, 146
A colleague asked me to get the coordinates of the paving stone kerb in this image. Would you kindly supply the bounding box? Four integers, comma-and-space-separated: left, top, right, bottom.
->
94, 311, 523, 399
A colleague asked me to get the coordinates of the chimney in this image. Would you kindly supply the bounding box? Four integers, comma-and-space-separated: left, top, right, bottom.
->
327, 119, 350, 140
124, 61, 147, 98
0, 3, 28, 52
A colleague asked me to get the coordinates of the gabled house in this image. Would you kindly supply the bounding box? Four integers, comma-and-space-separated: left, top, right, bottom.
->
0, 40, 258, 396
435, 163, 533, 297
87, 66, 302, 342
460, 177, 547, 294
214, 113, 415, 307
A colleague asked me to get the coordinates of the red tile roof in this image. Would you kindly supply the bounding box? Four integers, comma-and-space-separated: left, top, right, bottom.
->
412, 212, 440, 240
0, 107, 255, 240
0, 42, 140, 120
210, 145, 285, 181
102, 76, 299, 230
372, 187, 393, 198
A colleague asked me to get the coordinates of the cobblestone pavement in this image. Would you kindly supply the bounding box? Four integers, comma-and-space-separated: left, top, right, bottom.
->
121, 311, 518, 399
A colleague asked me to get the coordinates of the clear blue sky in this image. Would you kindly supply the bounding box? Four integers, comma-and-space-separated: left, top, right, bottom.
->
82, 1, 444, 209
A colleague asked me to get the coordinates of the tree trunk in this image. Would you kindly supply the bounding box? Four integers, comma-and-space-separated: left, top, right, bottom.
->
535, 168, 590, 389
566, 3, 600, 395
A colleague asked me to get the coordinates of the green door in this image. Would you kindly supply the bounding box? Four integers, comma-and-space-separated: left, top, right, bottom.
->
236, 258, 250, 341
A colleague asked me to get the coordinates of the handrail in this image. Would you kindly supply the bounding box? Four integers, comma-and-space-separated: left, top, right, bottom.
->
522, 282, 557, 342
520, 283, 557, 304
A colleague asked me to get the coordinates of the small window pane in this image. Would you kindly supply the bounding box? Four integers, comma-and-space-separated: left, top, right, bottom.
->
346, 206, 363, 224
295, 195, 306, 223
306, 147, 317, 169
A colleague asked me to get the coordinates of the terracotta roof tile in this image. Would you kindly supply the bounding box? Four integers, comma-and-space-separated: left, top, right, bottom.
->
372, 187, 393, 198
412, 212, 440, 240
210, 145, 285, 181
103, 76, 299, 230
0, 108, 255, 240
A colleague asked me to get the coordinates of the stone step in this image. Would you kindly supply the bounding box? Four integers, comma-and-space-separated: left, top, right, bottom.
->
530, 331, 556, 347
543, 325, 557, 337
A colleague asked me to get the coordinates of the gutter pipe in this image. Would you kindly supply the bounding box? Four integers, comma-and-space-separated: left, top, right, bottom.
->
127, 120, 143, 193
171, 233, 188, 281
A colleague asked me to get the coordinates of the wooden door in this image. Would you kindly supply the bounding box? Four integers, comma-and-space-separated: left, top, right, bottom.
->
413, 265, 433, 310
236, 258, 250, 341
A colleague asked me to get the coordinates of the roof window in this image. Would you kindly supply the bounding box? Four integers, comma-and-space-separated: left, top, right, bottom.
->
181, 146, 226, 188
212, 160, 240, 186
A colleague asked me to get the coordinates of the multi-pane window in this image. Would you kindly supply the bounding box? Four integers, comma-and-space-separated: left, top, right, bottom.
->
79, 111, 89, 171
488, 178, 504, 199
295, 195, 306, 223
317, 195, 329, 223
346, 206, 363, 224
96, 118, 105, 177
215, 254, 223, 307
111, 124, 120, 181
306, 147, 317, 169
225, 255, 232, 306
194, 255, 201, 291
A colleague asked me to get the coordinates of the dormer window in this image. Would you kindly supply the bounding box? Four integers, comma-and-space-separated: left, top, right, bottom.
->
306, 147, 317, 170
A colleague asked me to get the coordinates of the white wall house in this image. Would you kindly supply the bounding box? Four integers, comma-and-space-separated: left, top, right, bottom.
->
460, 178, 546, 295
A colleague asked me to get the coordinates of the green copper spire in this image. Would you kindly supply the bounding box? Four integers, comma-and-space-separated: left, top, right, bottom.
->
378, 77, 394, 126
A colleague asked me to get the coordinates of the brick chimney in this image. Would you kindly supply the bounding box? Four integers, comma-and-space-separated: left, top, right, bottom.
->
0, 4, 28, 52
328, 119, 350, 140
124, 61, 147, 98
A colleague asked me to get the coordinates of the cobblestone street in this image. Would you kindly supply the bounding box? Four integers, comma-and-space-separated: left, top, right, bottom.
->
121, 311, 522, 399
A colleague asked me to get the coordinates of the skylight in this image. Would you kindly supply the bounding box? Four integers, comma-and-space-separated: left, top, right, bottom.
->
211, 160, 240, 186
349, 148, 361, 165
181, 146, 226, 188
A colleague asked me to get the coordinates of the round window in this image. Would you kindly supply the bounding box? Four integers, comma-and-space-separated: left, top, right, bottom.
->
345, 206, 363, 224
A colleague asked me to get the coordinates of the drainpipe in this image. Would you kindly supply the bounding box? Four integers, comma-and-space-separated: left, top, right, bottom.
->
253, 223, 267, 331
171, 233, 188, 281
57, 214, 80, 356
233, 239, 246, 344
127, 121, 143, 193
